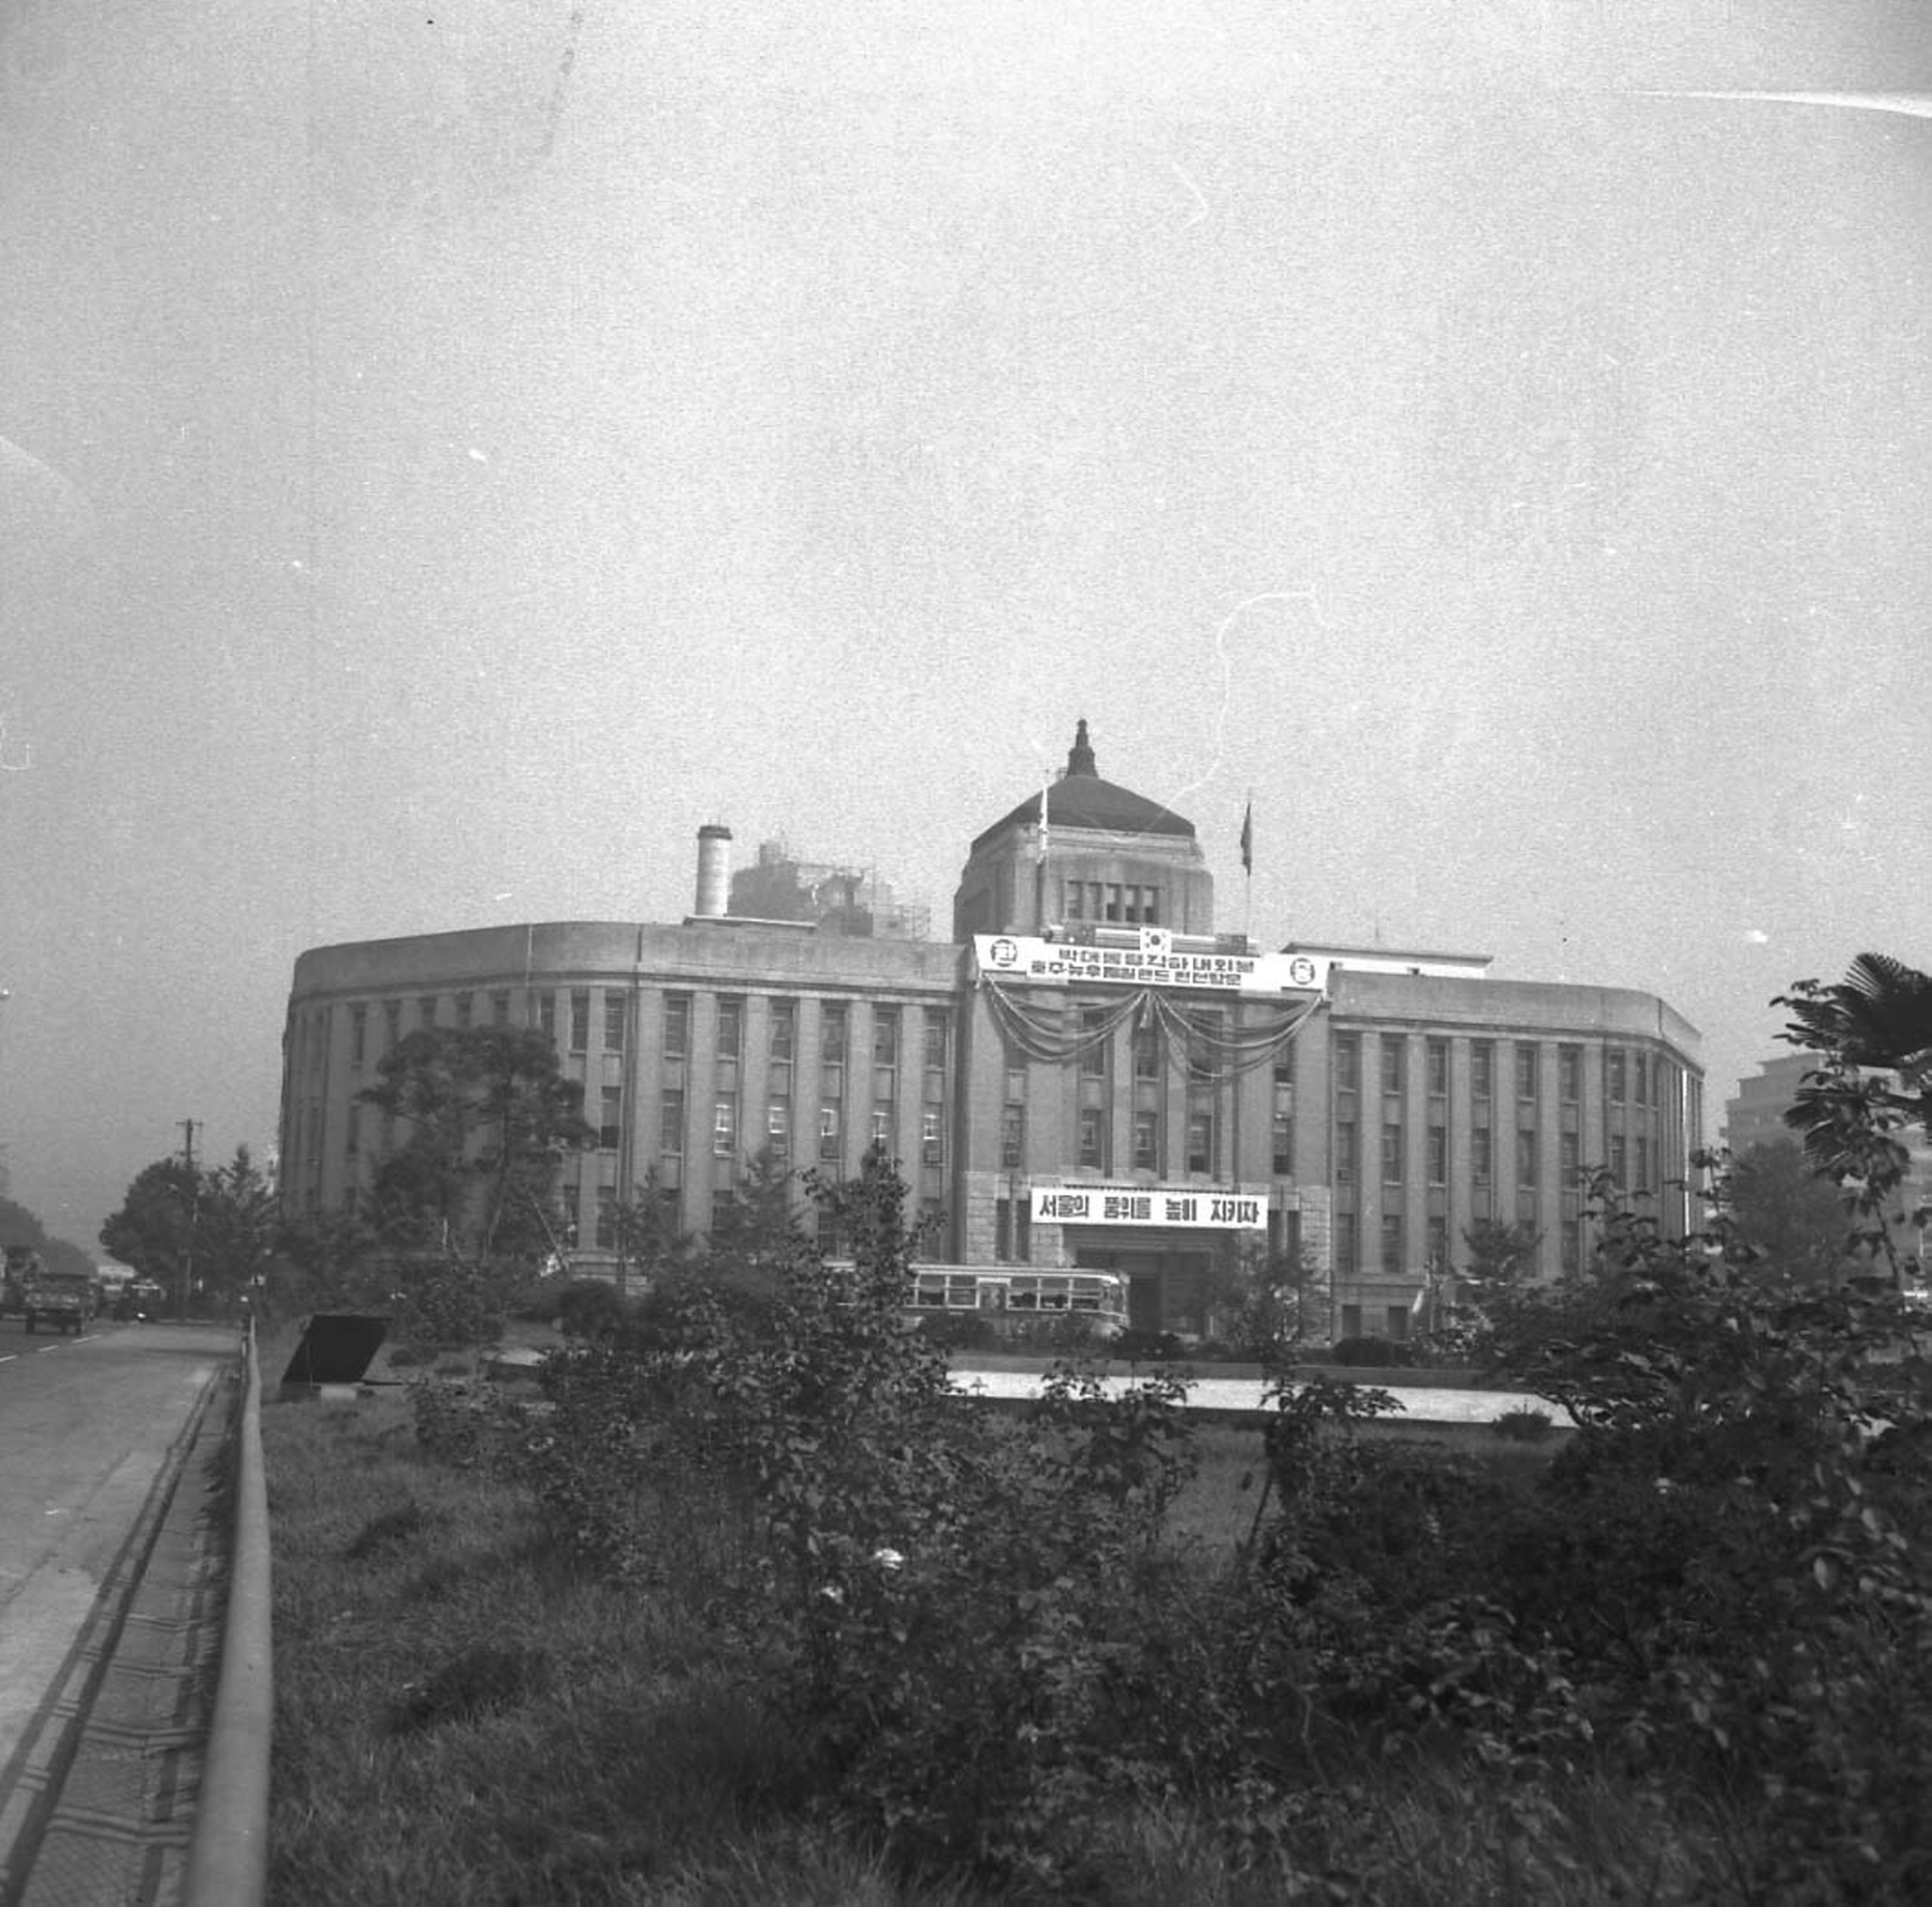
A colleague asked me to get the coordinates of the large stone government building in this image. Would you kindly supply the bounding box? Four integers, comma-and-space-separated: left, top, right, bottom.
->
280, 723, 1704, 1339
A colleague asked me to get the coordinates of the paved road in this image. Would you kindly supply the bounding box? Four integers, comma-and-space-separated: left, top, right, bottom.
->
950, 1366, 1578, 1425
0, 1321, 235, 1801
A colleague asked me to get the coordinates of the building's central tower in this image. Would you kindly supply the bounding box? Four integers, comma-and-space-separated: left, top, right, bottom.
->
952, 720, 1215, 940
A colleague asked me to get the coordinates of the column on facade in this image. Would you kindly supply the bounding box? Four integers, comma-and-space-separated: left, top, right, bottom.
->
795, 993, 827, 1216
679, 990, 718, 1237
1533, 1039, 1560, 1282
1402, 1030, 1429, 1286
739, 992, 774, 1217
1229, 1001, 1267, 1203
1104, 1002, 1132, 1182
1445, 1035, 1474, 1281
314, 1001, 337, 1215
626, 983, 663, 1227
1358, 1030, 1386, 1297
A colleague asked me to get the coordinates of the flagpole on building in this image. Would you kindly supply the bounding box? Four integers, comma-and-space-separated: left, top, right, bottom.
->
1036, 766, 1051, 932
1234, 792, 1254, 1258
1240, 790, 1254, 945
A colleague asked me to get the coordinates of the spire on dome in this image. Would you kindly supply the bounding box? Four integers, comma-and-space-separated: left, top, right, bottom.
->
1065, 718, 1097, 779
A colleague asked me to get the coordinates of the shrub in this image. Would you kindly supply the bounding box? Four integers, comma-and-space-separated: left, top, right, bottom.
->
1333, 1334, 1415, 1368
1492, 1408, 1554, 1442
913, 1311, 997, 1352
389, 1258, 503, 1353
412, 1137, 1932, 1896
408, 1374, 532, 1473
1112, 1327, 1187, 1364
1188, 1337, 1245, 1363
1479, 1167, 1932, 1898
511, 1281, 567, 1324
555, 1277, 632, 1339
1003, 1310, 1103, 1352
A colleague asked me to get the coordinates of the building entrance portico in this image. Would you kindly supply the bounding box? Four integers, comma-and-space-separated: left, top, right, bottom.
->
1073, 1238, 1217, 1334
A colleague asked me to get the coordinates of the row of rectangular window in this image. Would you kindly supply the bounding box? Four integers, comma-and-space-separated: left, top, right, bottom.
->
1066, 1107, 1220, 1175
1337, 1119, 1657, 1193
1062, 880, 1160, 925
664, 995, 947, 1067
1329, 1215, 1596, 1282
1341, 1035, 1669, 1107
1332, 1212, 1475, 1279
657, 1089, 947, 1165
346, 990, 949, 1070
348, 1006, 1668, 1117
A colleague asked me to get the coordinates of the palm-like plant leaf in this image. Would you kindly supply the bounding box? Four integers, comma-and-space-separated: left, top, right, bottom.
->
1783, 953, 1932, 1075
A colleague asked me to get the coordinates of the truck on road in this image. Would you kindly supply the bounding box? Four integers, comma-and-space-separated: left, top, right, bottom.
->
3, 1243, 41, 1315
8, 1249, 98, 1334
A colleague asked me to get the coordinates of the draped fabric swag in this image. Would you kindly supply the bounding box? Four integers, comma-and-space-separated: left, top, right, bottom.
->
981, 978, 1320, 1079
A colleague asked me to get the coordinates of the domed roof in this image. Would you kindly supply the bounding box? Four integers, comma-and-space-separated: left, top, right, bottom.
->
970, 720, 1196, 852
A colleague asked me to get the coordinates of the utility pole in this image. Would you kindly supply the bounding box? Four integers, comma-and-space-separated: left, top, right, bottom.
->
0, 988, 11, 1201
178, 1118, 200, 1321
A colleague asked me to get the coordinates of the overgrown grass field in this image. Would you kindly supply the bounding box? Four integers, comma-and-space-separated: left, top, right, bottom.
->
265, 1333, 1723, 1906
266, 1365, 932, 1905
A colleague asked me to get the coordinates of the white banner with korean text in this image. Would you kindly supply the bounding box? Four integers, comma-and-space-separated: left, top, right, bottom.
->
1031, 1184, 1269, 1230
976, 932, 1327, 996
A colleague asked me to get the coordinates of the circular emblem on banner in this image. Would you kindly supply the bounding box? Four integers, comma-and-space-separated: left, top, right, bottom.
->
1288, 955, 1318, 987
988, 937, 1020, 968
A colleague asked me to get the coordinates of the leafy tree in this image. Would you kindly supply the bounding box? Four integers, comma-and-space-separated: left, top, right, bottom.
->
100, 1147, 284, 1318
99, 1156, 202, 1307
611, 1172, 697, 1289
704, 1145, 806, 1295
189, 1146, 282, 1315
2, 1195, 97, 1284
357, 1026, 592, 1266
1781, 950, 1932, 1084
1779, 952, 1932, 1282
270, 1204, 386, 1316
1724, 1135, 1855, 1285
1414, 1218, 1545, 1359
1203, 1236, 1330, 1362
1459, 1217, 1542, 1291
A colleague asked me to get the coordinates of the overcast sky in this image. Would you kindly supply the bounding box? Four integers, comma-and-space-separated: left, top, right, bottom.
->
3, 3, 1929, 1248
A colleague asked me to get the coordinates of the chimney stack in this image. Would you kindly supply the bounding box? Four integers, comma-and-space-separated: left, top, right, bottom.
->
694, 824, 732, 919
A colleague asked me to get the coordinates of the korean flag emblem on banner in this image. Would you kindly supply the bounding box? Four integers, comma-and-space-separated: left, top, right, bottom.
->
1140, 927, 1173, 958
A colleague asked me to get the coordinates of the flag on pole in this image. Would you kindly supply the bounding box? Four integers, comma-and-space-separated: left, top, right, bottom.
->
1239, 799, 1253, 874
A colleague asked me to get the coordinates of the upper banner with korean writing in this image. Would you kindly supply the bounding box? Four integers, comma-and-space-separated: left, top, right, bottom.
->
1030, 1184, 1269, 1230
975, 933, 1328, 996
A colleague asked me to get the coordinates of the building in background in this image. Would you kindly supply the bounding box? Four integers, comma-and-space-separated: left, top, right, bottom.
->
280, 721, 1703, 1339
728, 838, 931, 940
1723, 1054, 1817, 1156
1724, 1053, 1930, 1280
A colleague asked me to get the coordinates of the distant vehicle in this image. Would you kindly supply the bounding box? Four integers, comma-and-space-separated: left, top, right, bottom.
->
114, 1278, 167, 1322
22, 1268, 97, 1336
3, 1244, 45, 1316
822, 1261, 1130, 1338
902, 1266, 1129, 1337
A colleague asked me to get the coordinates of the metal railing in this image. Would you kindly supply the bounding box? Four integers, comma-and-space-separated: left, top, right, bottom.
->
182, 1320, 272, 1906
